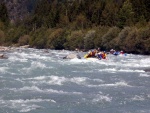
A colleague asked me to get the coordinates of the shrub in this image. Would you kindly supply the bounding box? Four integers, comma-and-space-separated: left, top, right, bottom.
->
29, 28, 47, 49
0, 30, 5, 45
117, 27, 131, 50
123, 27, 138, 53
0, 21, 5, 30
136, 27, 150, 54
101, 27, 120, 50
84, 30, 96, 50
46, 28, 66, 49
65, 30, 84, 50
18, 35, 30, 46
6, 26, 27, 44
94, 26, 109, 49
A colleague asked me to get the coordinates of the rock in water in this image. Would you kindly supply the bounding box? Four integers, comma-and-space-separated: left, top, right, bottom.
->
63, 54, 81, 59
0, 54, 8, 59
144, 69, 150, 72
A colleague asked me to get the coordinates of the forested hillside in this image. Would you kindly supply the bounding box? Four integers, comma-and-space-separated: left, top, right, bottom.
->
0, 0, 150, 54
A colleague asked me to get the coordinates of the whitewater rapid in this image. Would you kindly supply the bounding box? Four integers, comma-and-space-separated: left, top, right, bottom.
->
0, 48, 150, 113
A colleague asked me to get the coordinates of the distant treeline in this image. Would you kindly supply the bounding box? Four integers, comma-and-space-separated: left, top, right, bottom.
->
0, 0, 150, 54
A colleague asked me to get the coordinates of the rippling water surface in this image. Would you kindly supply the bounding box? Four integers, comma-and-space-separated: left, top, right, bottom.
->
0, 48, 150, 113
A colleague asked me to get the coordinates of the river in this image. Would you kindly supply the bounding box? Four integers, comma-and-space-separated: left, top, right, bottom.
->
0, 48, 150, 113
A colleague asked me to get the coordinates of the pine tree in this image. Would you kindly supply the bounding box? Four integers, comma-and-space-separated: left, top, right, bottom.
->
118, 0, 134, 28
101, 0, 119, 26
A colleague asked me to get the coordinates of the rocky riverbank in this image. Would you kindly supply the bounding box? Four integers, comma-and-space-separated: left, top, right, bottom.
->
0, 45, 30, 59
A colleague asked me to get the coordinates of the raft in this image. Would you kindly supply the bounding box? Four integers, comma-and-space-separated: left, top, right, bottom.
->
85, 57, 99, 61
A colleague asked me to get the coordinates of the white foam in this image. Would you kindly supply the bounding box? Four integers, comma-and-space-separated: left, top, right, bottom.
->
0, 98, 55, 112
32, 61, 46, 68
118, 69, 145, 72
92, 94, 112, 103
22, 61, 50, 74
19, 104, 41, 112
9, 98, 56, 103
28, 76, 47, 80
98, 68, 117, 73
0, 67, 8, 73
9, 56, 28, 62
25, 76, 89, 86
87, 81, 130, 87
44, 89, 82, 95
23, 75, 106, 89
3, 86, 39, 92
21, 76, 66, 86
8, 52, 28, 62
22, 76, 105, 88
69, 58, 83, 63
139, 73, 150, 77
70, 77, 87, 85
92, 78, 104, 83
140, 58, 150, 67
131, 95, 145, 101
47, 76, 66, 85
11, 86, 82, 95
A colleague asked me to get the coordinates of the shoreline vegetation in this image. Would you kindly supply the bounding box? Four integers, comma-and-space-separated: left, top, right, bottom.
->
0, 0, 150, 55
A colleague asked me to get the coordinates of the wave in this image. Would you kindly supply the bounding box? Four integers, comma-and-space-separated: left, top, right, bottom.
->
97, 68, 144, 73
10, 86, 82, 95
92, 94, 112, 103
131, 95, 145, 101
87, 81, 131, 88
0, 67, 8, 74
139, 73, 150, 77
0, 98, 56, 112
21, 75, 105, 87
21, 61, 54, 74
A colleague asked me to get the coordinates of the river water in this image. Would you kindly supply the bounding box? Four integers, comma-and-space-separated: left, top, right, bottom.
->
0, 48, 150, 113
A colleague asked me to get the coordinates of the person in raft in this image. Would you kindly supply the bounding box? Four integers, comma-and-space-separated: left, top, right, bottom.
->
84, 49, 97, 58
84, 49, 107, 60
97, 51, 107, 60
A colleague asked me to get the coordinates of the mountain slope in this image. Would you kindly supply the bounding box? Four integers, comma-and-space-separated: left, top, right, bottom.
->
4, 0, 38, 22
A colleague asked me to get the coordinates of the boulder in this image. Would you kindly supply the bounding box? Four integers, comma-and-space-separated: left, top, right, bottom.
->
0, 46, 10, 52
63, 54, 81, 59
0, 54, 8, 59
144, 69, 150, 72
20, 45, 29, 48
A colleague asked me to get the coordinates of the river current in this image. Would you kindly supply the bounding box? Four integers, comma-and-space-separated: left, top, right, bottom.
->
0, 48, 150, 113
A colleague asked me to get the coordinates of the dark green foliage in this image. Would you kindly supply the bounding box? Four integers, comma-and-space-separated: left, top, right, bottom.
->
101, 0, 119, 26
136, 27, 150, 54
117, 27, 131, 50
0, 2, 9, 26
46, 28, 66, 49
117, 0, 134, 28
65, 30, 84, 50
84, 30, 95, 50
18, 35, 30, 46
94, 26, 109, 49
0, 30, 5, 45
130, 0, 149, 22
6, 26, 27, 44
29, 28, 47, 49
101, 27, 120, 50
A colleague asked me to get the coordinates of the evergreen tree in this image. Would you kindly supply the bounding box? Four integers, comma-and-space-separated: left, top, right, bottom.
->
131, 0, 148, 22
101, 0, 119, 26
118, 0, 134, 28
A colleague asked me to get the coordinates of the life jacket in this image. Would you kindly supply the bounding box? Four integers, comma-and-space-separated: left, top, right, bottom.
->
103, 53, 107, 59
